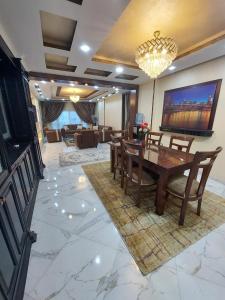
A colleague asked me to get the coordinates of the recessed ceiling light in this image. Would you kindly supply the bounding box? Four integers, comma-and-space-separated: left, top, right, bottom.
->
34, 83, 39, 88
41, 80, 47, 84
113, 86, 116, 89
108, 94, 112, 97
94, 85, 99, 89
80, 44, 91, 53
115, 66, 124, 73
70, 83, 75, 86
84, 83, 88, 86
168, 65, 176, 71
51, 80, 54, 83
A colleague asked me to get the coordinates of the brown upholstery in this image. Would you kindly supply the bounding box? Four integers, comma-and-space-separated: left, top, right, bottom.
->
167, 146, 222, 225
61, 124, 85, 138
74, 130, 98, 149
167, 175, 199, 197
45, 130, 62, 143
96, 126, 113, 143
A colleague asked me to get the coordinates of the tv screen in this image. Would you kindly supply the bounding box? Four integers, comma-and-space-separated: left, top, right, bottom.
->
160, 79, 222, 136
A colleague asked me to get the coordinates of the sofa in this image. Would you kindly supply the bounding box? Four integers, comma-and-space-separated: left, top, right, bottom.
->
74, 130, 99, 149
94, 125, 113, 143
61, 124, 85, 139
45, 129, 62, 143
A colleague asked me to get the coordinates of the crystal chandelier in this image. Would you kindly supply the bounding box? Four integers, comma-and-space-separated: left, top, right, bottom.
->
70, 95, 80, 103
135, 31, 177, 78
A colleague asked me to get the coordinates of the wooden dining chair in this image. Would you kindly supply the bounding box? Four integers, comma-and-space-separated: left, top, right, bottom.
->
146, 132, 164, 148
169, 135, 194, 153
123, 140, 157, 207
110, 135, 122, 180
166, 147, 222, 225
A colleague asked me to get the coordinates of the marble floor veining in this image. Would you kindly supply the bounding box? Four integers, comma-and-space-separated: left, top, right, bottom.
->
24, 142, 225, 300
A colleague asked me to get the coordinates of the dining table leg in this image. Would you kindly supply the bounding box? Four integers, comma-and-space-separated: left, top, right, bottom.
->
110, 145, 115, 173
155, 172, 169, 215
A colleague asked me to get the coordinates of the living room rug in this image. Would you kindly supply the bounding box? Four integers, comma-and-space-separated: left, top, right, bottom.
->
64, 138, 76, 147
59, 145, 110, 167
82, 161, 225, 275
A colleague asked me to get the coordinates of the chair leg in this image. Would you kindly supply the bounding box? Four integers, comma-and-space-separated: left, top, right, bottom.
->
124, 176, 128, 195
136, 185, 142, 208
121, 170, 124, 188
179, 199, 188, 226
113, 167, 116, 180
197, 198, 202, 216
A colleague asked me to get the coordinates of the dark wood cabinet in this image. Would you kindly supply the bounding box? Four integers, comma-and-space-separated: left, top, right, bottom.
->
0, 36, 43, 299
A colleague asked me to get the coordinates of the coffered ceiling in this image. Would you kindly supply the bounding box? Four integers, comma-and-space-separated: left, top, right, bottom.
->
95, 0, 225, 67
0, 0, 225, 86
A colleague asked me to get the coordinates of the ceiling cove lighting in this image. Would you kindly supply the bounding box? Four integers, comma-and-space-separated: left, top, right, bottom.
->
168, 65, 176, 71
70, 95, 80, 103
80, 44, 91, 53
41, 80, 47, 84
115, 66, 124, 73
94, 85, 99, 89
135, 31, 177, 79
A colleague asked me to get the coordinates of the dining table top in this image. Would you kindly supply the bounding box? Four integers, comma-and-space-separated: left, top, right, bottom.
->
109, 139, 194, 171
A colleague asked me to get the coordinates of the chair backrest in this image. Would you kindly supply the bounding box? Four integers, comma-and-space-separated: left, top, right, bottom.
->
146, 132, 163, 147
169, 135, 194, 153
185, 147, 222, 197
122, 140, 145, 184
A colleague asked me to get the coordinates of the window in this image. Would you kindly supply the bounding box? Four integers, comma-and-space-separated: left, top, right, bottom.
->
50, 102, 87, 129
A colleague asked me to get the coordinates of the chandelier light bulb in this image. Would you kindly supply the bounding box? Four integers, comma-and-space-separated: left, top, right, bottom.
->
70, 95, 80, 103
135, 31, 177, 78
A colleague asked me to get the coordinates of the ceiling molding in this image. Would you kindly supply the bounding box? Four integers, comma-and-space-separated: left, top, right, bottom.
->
28, 71, 139, 90
176, 31, 225, 60
40, 11, 77, 51
115, 74, 138, 80
84, 68, 112, 77
66, 0, 83, 5
45, 53, 76, 72
92, 56, 139, 70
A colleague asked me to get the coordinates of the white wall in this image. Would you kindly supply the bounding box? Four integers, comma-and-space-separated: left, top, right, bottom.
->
97, 94, 122, 130
138, 56, 225, 183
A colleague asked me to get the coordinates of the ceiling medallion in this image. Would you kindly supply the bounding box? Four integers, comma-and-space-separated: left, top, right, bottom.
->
135, 31, 177, 78
70, 95, 80, 103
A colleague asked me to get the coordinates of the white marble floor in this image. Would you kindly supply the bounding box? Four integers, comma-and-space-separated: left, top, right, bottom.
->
24, 142, 225, 300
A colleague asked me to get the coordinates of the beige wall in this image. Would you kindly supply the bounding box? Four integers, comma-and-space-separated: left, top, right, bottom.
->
138, 56, 225, 183
97, 94, 122, 129
31, 93, 44, 144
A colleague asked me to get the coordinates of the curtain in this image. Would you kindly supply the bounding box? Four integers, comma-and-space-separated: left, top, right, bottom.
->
41, 102, 65, 126
51, 102, 87, 129
72, 102, 96, 124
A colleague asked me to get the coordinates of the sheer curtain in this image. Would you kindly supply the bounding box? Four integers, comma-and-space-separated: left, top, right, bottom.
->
50, 102, 87, 129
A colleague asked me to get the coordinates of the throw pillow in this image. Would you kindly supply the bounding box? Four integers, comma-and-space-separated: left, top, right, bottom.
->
77, 125, 83, 130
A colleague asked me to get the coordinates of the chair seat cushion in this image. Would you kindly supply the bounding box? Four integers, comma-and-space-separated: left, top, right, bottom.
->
167, 175, 199, 197
131, 167, 156, 186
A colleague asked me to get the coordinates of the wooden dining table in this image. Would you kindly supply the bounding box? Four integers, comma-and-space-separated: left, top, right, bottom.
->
108, 139, 194, 215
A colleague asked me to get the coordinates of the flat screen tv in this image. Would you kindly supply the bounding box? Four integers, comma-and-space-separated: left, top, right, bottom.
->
160, 79, 222, 136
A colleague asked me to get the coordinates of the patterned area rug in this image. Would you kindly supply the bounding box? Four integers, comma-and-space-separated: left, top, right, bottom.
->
64, 138, 76, 147
59, 145, 110, 167
83, 161, 225, 275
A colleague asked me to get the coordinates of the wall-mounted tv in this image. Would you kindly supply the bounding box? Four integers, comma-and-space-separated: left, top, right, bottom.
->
160, 79, 222, 136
